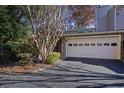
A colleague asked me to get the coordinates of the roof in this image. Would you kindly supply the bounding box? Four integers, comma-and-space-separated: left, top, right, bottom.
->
63, 30, 124, 37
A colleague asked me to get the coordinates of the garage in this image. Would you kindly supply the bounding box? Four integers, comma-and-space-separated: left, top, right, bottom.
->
66, 35, 121, 60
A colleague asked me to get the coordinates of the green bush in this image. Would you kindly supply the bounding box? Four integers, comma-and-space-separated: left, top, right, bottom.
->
17, 53, 32, 65
11, 43, 38, 65
47, 52, 60, 64
10, 44, 34, 54
0, 43, 38, 65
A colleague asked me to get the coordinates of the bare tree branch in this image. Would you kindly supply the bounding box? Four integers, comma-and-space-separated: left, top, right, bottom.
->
26, 5, 65, 63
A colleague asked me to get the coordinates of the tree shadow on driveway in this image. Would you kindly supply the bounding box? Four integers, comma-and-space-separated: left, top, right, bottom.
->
64, 57, 124, 74
1, 57, 124, 88
1, 65, 124, 88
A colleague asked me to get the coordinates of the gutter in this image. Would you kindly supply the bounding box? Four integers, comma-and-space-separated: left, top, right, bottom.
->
63, 30, 124, 37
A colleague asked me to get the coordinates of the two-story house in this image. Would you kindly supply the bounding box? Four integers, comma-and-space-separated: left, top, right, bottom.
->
96, 5, 124, 31
57, 6, 124, 61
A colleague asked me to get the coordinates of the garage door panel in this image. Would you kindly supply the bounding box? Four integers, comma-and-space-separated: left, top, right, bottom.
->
66, 36, 120, 59
68, 48, 118, 58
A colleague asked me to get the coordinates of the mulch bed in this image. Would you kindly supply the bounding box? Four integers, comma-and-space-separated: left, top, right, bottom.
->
0, 63, 51, 74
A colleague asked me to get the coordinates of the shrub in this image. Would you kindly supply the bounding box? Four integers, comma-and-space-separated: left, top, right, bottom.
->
0, 44, 18, 65
47, 52, 60, 64
0, 43, 38, 65
17, 53, 32, 65
10, 44, 34, 54
10, 43, 38, 65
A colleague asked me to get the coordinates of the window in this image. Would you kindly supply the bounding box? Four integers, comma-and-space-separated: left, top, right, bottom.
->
85, 43, 89, 46
97, 43, 102, 46
104, 43, 109, 46
68, 44, 72, 46
91, 43, 95, 46
73, 44, 78, 46
79, 43, 83, 46
111, 43, 117, 46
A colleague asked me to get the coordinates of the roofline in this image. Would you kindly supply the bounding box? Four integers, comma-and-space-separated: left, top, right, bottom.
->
63, 30, 124, 37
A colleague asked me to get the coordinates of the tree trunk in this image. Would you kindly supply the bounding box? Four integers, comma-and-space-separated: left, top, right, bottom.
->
40, 50, 47, 63
41, 55, 46, 63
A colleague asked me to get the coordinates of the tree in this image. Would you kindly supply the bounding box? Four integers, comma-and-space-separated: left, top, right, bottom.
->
67, 5, 95, 29
26, 5, 65, 63
0, 6, 10, 43
0, 5, 29, 44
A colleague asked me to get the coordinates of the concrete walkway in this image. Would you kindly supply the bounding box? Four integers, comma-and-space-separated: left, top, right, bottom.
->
1, 57, 124, 88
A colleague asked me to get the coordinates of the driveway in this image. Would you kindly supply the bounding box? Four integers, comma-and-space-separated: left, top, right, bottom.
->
1, 57, 124, 88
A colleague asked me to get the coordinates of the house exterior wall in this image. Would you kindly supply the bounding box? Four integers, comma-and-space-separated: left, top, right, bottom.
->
96, 6, 111, 32
96, 6, 124, 32
107, 7, 116, 31
105, 7, 124, 31
116, 9, 124, 30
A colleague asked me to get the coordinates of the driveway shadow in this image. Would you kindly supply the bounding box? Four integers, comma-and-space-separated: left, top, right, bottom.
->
76, 82, 124, 88
1, 57, 124, 88
64, 57, 124, 74
1, 66, 124, 88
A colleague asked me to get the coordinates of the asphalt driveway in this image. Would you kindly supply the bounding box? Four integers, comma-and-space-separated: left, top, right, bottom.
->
1, 57, 124, 88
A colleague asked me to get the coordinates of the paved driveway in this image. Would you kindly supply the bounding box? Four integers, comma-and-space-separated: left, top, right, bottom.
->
1, 57, 124, 88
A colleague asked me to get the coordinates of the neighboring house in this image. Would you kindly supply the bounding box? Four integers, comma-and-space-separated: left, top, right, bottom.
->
96, 5, 124, 31
107, 7, 124, 31
56, 6, 124, 61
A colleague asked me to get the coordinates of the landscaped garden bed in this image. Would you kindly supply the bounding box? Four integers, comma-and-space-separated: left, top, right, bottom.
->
0, 43, 60, 74
0, 63, 51, 74
0, 6, 62, 74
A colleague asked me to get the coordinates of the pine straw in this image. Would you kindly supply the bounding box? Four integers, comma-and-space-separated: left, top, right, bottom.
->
0, 63, 50, 74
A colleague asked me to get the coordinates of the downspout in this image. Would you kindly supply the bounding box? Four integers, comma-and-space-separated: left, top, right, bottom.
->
95, 6, 98, 32
114, 7, 117, 31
